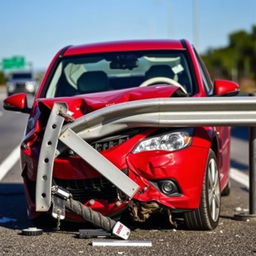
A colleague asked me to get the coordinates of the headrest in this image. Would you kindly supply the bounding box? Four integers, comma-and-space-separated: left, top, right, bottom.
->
77, 71, 109, 93
145, 65, 175, 79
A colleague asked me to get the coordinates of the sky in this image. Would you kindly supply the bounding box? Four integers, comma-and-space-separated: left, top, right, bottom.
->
0, 0, 255, 70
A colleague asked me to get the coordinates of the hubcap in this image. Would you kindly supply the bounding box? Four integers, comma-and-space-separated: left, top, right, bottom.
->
207, 158, 220, 222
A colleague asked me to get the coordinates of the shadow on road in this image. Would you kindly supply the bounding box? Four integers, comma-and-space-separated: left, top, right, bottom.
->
231, 159, 248, 171
0, 183, 30, 229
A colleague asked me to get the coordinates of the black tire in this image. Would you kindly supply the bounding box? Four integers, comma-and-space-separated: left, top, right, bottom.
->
184, 149, 221, 230
221, 180, 231, 196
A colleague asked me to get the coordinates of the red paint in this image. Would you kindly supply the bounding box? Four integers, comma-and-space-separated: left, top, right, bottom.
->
182, 40, 206, 97
214, 79, 240, 96
37, 85, 180, 116
64, 40, 185, 57
36, 47, 68, 98
3, 93, 28, 111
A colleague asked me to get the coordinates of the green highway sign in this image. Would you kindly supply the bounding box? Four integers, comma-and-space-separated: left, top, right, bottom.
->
2, 56, 25, 70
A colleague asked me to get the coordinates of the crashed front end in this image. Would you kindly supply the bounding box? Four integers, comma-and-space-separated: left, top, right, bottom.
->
21, 91, 213, 225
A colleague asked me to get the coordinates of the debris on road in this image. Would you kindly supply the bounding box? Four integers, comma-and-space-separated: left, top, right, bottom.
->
21, 227, 43, 236
79, 229, 112, 239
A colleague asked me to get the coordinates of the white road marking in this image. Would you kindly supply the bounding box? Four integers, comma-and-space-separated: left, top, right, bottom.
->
0, 145, 20, 181
230, 168, 249, 188
0, 111, 3, 117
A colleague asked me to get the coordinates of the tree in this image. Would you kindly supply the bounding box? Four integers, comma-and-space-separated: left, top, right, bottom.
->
202, 25, 256, 92
0, 71, 6, 85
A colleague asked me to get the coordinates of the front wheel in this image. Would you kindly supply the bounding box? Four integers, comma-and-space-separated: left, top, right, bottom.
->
184, 149, 221, 230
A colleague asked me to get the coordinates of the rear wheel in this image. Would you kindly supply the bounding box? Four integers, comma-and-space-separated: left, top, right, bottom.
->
184, 149, 221, 230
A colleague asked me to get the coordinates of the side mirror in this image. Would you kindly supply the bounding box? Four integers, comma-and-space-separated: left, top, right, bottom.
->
3, 93, 31, 113
214, 79, 240, 96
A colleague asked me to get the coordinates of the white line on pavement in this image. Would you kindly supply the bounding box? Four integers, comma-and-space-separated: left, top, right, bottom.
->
230, 168, 249, 188
0, 145, 20, 181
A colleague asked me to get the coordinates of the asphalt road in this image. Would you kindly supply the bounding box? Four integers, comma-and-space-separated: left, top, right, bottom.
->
0, 87, 256, 256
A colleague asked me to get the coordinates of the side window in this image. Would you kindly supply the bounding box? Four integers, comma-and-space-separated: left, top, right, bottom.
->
194, 49, 214, 95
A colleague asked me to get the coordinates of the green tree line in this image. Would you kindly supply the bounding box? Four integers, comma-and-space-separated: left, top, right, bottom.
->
0, 71, 6, 85
202, 25, 256, 92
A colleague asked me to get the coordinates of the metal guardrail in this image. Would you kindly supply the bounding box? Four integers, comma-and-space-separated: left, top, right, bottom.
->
61, 97, 256, 140
36, 96, 256, 218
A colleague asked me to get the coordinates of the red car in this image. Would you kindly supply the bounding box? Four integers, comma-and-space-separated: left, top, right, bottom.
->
4, 40, 239, 230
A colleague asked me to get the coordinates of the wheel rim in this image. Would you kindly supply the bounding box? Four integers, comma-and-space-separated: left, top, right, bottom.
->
207, 158, 220, 222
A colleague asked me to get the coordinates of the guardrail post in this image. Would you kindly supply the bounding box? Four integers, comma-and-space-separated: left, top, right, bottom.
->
249, 127, 256, 215
234, 126, 256, 220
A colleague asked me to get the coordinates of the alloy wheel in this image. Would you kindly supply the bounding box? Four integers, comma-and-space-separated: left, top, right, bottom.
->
207, 158, 220, 222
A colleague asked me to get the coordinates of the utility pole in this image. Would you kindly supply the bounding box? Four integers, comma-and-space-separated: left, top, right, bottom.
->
193, 0, 200, 51
156, 0, 172, 38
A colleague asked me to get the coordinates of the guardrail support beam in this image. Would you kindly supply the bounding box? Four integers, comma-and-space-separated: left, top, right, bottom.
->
234, 126, 256, 220
249, 127, 256, 215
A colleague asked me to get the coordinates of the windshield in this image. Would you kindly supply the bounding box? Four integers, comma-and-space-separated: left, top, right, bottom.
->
12, 73, 32, 79
45, 50, 195, 98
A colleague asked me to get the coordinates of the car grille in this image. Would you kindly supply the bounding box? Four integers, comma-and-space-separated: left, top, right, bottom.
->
54, 178, 117, 203
59, 128, 142, 157
14, 83, 26, 93
16, 82, 26, 88
90, 134, 130, 152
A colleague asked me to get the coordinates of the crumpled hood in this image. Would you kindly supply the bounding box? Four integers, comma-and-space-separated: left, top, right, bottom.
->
37, 85, 182, 119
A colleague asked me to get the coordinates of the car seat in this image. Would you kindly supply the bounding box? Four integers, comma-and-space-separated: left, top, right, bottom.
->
145, 65, 176, 80
77, 71, 109, 94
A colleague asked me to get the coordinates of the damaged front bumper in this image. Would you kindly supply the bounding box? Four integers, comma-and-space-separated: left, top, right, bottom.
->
35, 97, 255, 215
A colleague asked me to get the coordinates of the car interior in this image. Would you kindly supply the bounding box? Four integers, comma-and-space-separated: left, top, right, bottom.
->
47, 52, 194, 98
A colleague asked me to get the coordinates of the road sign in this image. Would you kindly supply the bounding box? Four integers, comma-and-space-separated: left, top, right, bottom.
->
2, 56, 25, 70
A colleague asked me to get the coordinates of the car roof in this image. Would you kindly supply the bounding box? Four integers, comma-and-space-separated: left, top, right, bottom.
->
63, 40, 186, 56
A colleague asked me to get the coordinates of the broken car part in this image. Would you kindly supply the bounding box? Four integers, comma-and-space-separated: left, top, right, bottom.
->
50, 186, 130, 239
79, 229, 112, 239
65, 196, 130, 240
21, 227, 43, 236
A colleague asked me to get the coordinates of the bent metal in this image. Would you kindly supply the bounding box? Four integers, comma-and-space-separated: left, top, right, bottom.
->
36, 97, 256, 233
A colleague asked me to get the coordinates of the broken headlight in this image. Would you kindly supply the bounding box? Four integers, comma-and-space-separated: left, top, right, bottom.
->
132, 130, 192, 153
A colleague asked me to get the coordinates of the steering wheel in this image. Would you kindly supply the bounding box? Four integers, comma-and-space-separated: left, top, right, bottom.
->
139, 77, 187, 95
